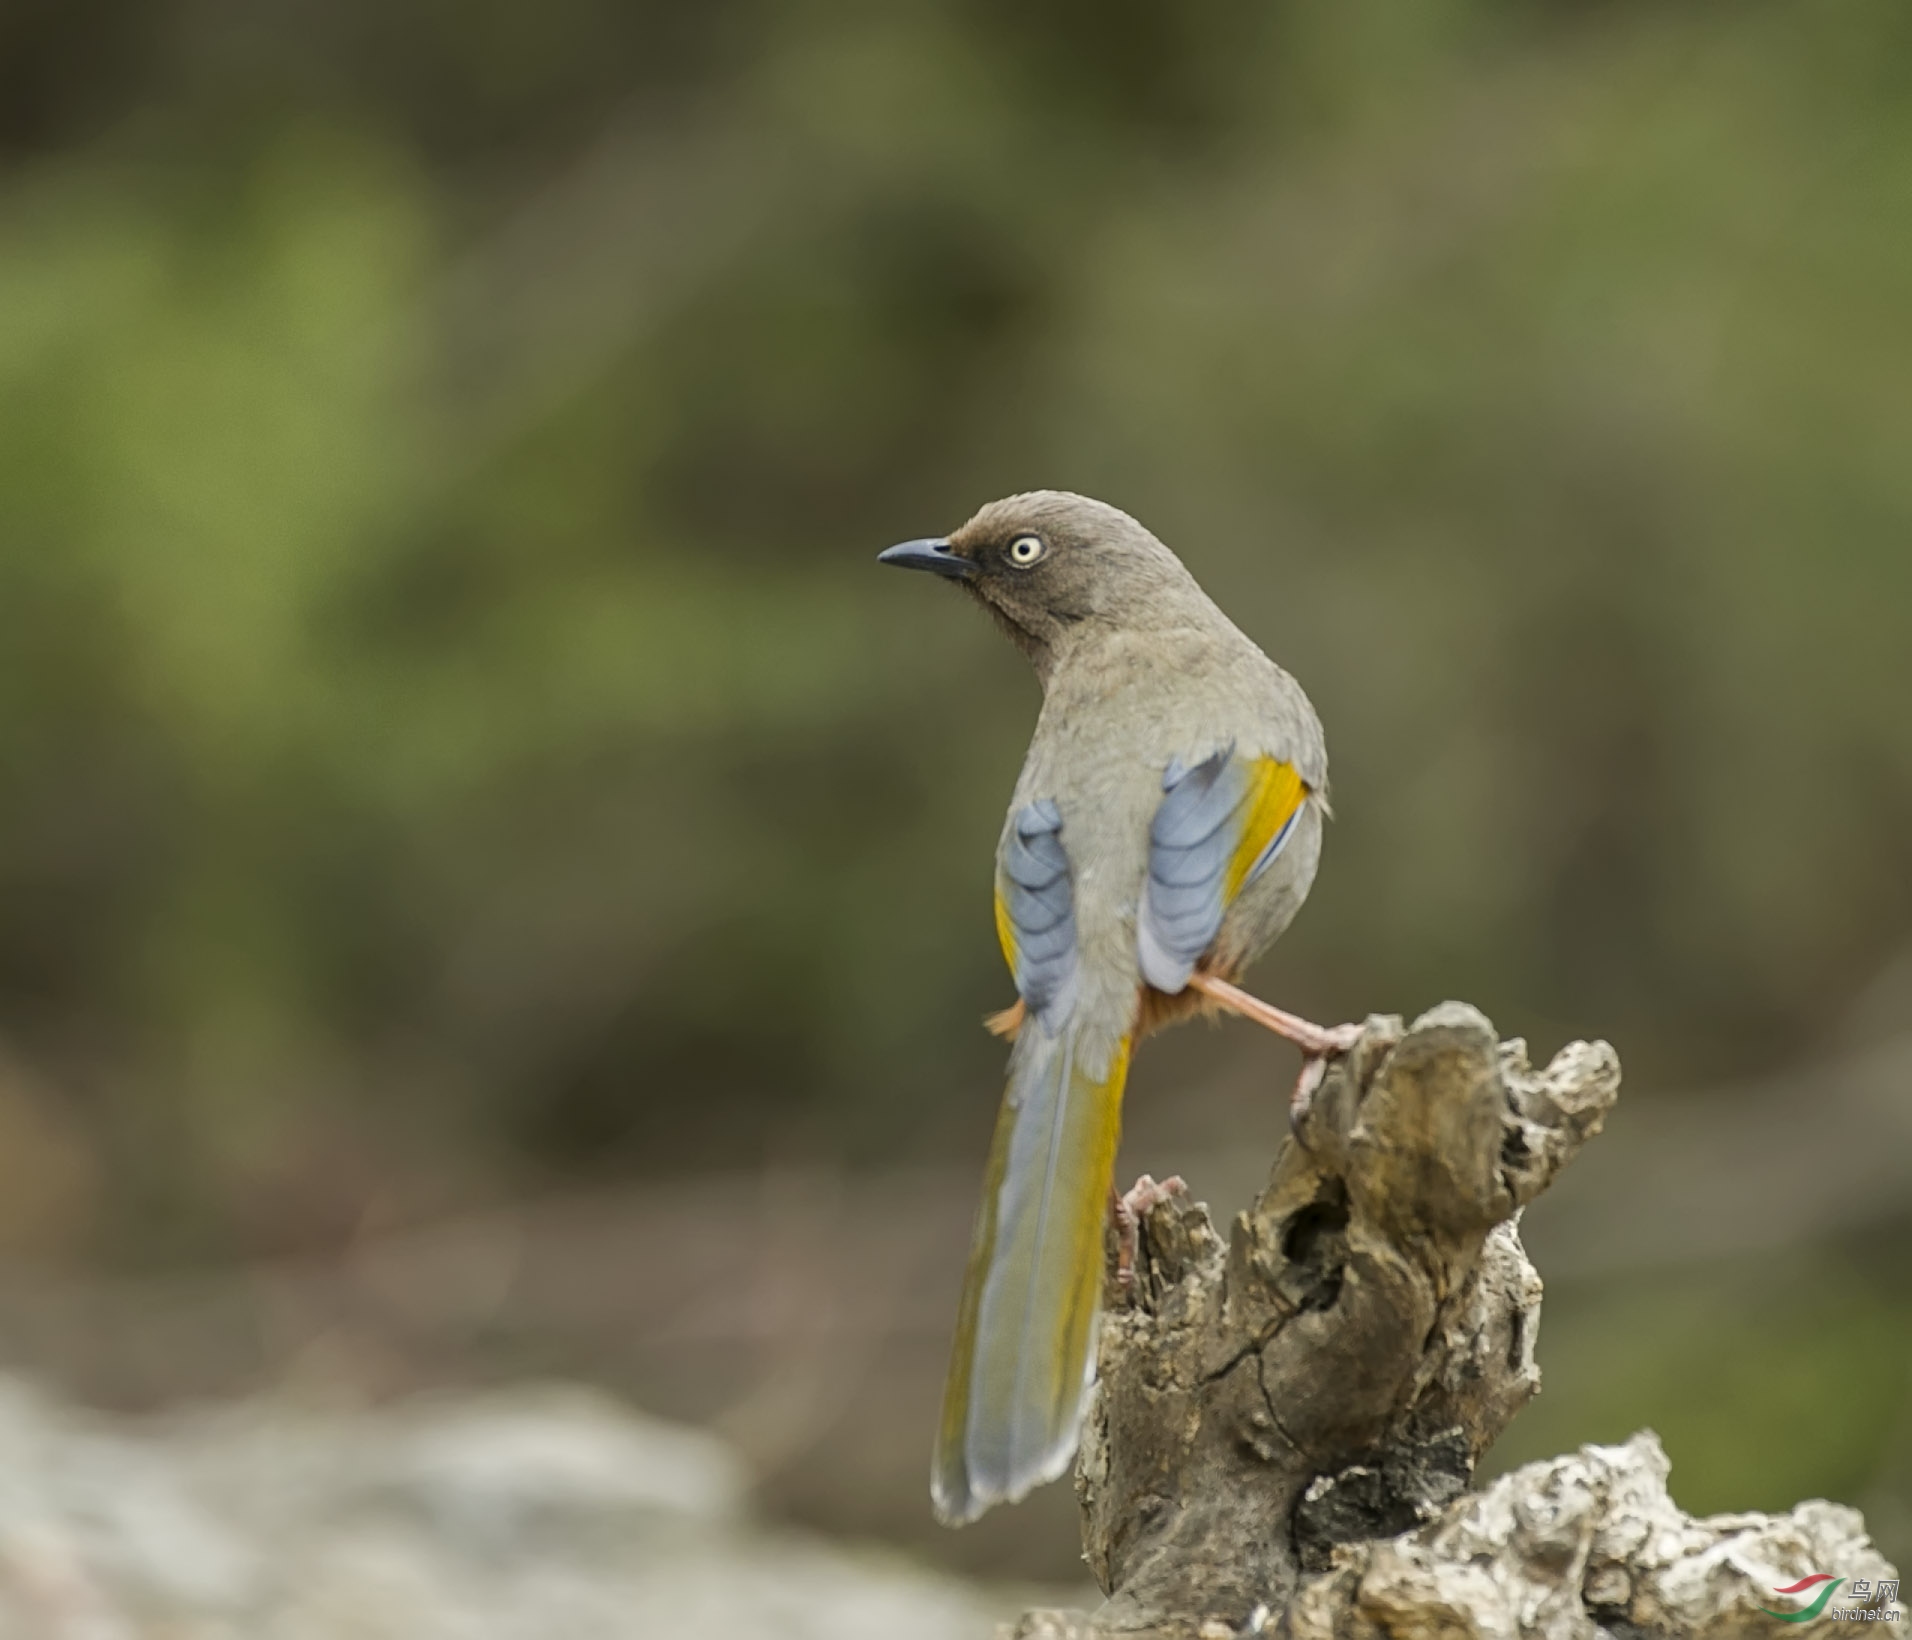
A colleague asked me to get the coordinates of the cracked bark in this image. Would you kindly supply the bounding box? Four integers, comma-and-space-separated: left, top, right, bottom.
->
1001, 1003, 1906, 1640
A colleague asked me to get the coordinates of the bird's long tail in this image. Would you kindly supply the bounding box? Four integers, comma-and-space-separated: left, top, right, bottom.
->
932, 1014, 1130, 1526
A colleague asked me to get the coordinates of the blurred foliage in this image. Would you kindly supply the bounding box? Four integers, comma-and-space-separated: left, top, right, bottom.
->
0, 0, 1910, 1273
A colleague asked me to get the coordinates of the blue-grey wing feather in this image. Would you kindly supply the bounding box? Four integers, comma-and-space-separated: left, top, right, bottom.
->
1001, 800, 1078, 1029
1149, 752, 1244, 849
1138, 748, 1247, 994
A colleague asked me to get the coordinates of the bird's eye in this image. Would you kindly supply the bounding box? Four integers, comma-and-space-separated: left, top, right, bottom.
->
1006, 535, 1045, 568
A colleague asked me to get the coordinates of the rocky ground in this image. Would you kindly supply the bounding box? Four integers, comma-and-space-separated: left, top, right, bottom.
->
0, 1374, 1061, 1639
0, 1373, 1900, 1640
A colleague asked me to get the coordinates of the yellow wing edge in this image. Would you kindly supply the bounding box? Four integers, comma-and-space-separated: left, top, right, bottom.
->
1224, 756, 1309, 902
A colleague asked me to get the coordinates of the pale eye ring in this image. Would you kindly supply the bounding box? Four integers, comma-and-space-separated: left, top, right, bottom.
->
1006, 534, 1045, 568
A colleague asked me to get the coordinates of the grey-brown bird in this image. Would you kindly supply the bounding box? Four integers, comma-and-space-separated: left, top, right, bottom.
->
879, 491, 1355, 1526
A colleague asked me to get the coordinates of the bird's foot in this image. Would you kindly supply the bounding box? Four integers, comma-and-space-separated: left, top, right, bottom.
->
983, 998, 1025, 1040
1111, 1173, 1187, 1291
1185, 973, 1361, 1135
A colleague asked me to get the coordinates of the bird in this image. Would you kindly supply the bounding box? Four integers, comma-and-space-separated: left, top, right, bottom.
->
877, 490, 1355, 1527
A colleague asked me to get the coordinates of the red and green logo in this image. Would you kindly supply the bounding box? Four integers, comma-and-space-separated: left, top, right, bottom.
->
1758, 1574, 1844, 1623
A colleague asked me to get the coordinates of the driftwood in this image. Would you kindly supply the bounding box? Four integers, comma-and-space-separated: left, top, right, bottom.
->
1004, 1003, 1906, 1639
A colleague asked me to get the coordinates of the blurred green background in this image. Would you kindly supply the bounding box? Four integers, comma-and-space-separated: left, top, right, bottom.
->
0, 0, 1906, 1587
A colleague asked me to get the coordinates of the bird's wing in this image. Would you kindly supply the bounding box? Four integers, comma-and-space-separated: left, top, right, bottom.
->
1136, 745, 1308, 993
992, 797, 1079, 1028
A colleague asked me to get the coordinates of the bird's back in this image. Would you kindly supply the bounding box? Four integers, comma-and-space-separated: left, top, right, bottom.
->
1008, 613, 1325, 1005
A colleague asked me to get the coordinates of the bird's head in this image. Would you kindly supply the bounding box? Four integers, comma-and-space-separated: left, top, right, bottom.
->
878, 491, 1200, 672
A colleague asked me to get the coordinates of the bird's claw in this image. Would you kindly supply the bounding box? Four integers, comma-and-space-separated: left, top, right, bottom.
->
1289, 1057, 1329, 1130
1289, 1023, 1361, 1132
1319, 1020, 1364, 1054
1113, 1173, 1187, 1290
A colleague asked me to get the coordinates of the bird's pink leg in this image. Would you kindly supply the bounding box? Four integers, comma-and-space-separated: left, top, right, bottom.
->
1188, 973, 1361, 1124
1187, 973, 1360, 1056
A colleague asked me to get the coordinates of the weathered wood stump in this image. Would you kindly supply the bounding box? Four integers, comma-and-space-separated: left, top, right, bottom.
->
1003, 1003, 1905, 1639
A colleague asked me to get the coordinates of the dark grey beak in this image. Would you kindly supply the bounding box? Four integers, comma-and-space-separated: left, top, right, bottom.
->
878, 537, 976, 580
